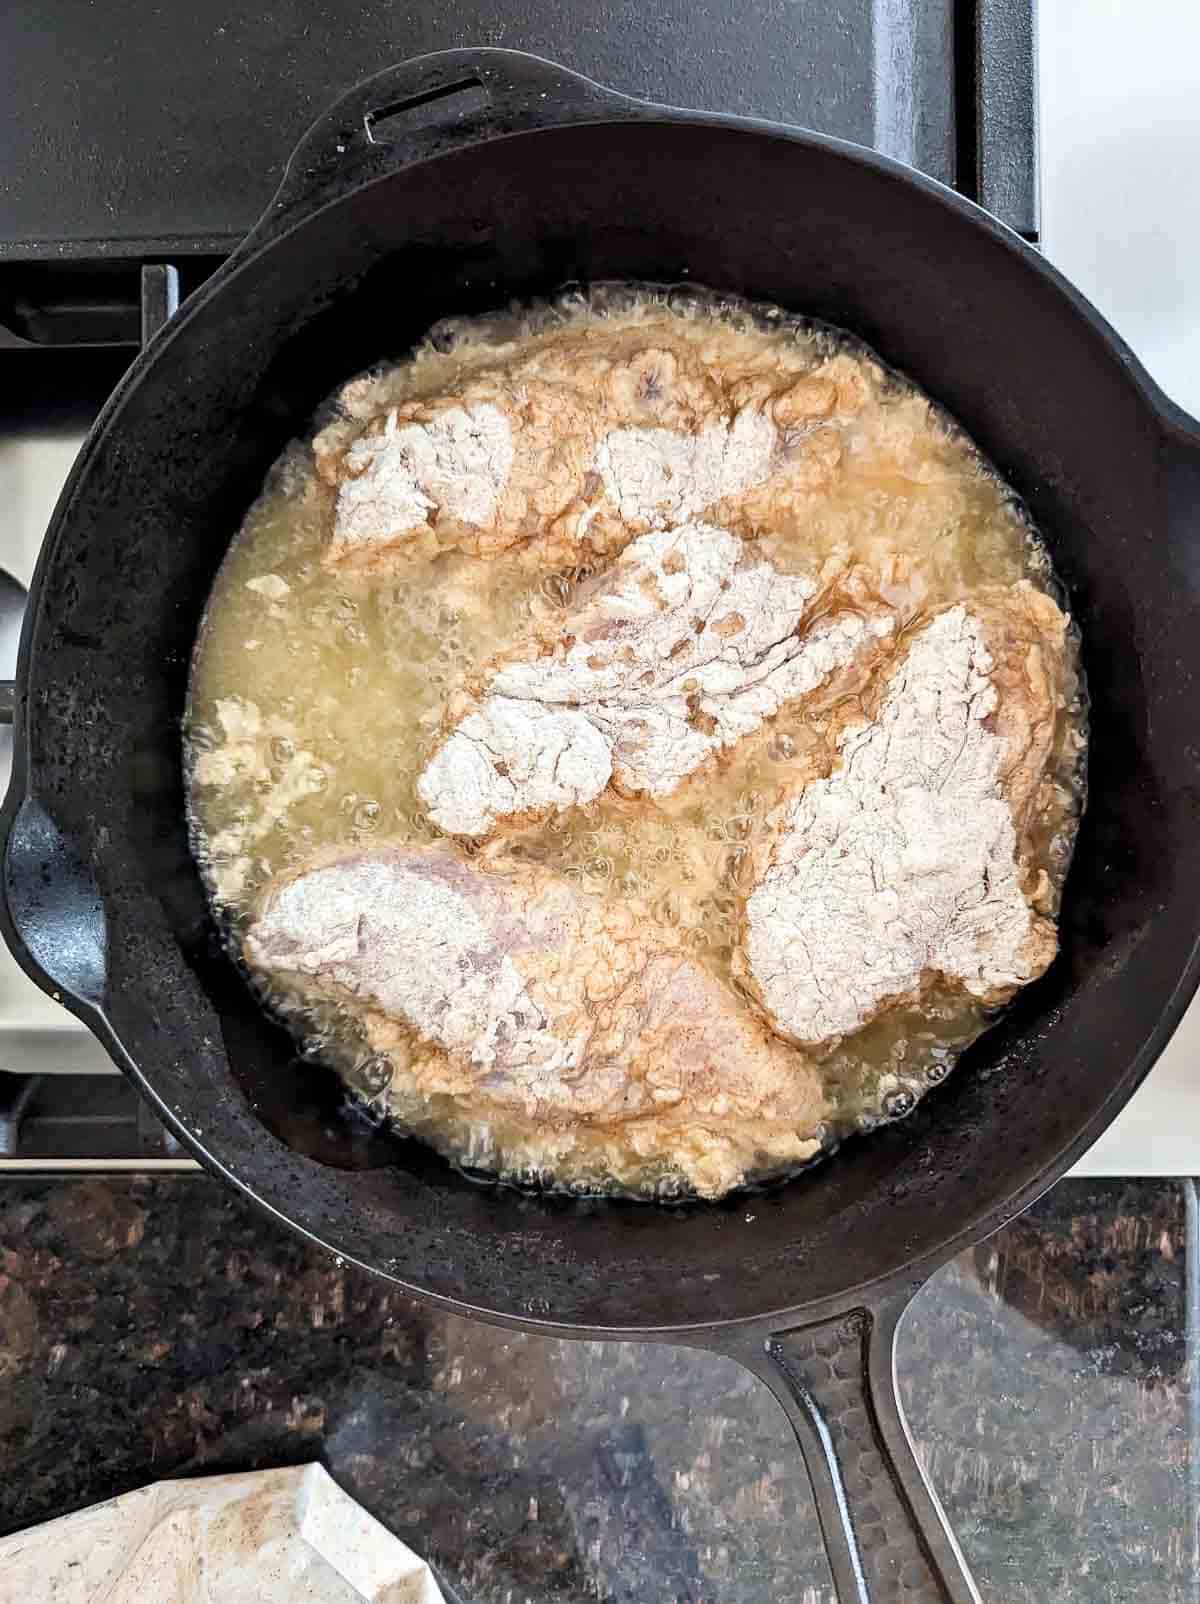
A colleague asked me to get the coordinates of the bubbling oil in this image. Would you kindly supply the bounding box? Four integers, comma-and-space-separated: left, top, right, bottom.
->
185, 284, 1086, 1199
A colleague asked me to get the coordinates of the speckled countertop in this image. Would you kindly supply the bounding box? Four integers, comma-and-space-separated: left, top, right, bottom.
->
0, 1176, 1192, 1603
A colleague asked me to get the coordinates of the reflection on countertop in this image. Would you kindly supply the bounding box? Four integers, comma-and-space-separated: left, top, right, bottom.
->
0, 1176, 1191, 1603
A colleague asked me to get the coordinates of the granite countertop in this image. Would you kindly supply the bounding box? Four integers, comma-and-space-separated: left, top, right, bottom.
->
0, 1175, 1191, 1603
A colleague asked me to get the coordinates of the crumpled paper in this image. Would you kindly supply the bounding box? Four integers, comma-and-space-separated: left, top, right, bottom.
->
0, 1463, 447, 1603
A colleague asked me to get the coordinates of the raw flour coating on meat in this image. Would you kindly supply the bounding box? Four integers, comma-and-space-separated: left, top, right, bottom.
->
738, 587, 1068, 1045
417, 523, 898, 838
247, 845, 827, 1198
186, 287, 1087, 1200
313, 315, 865, 571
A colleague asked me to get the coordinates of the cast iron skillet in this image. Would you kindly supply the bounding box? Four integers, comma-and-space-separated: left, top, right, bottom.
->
4, 50, 1200, 1603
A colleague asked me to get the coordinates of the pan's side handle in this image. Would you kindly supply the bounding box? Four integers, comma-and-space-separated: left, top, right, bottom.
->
242, 49, 644, 254
2, 796, 107, 1013
732, 1298, 980, 1604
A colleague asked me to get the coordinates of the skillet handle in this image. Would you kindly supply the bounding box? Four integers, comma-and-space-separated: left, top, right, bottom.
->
733, 1296, 980, 1604
244, 48, 642, 252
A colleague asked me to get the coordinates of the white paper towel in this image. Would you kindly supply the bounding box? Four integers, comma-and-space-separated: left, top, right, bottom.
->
0, 1463, 446, 1604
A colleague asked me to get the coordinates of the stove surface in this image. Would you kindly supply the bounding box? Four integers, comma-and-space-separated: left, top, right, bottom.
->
0, 1, 959, 261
